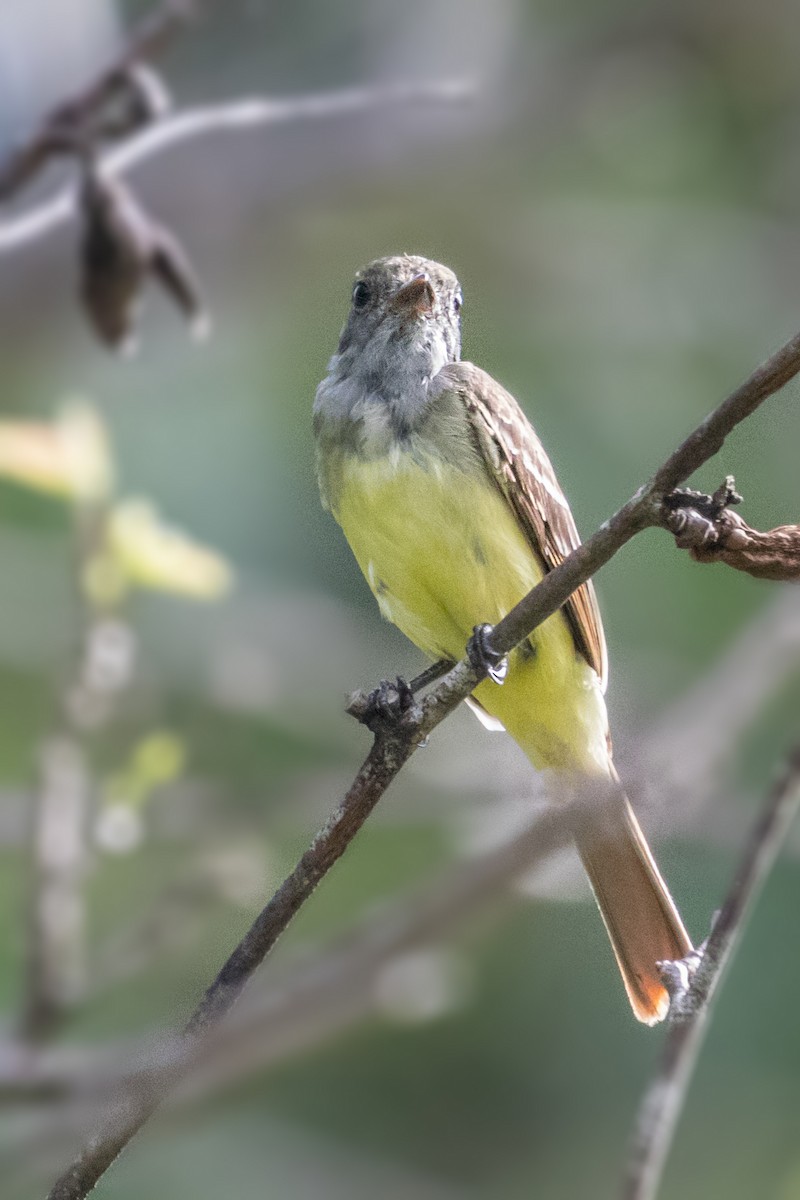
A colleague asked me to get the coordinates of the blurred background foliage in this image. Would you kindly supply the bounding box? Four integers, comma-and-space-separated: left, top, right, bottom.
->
1, 1, 800, 1197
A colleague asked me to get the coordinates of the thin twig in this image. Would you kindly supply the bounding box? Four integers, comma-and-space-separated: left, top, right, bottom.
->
0, 80, 473, 255
0, 0, 197, 202
651, 334, 800, 494
623, 745, 800, 1200
45, 323, 800, 1197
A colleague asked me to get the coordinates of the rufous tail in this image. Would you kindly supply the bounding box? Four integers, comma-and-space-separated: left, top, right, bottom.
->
573, 779, 692, 1025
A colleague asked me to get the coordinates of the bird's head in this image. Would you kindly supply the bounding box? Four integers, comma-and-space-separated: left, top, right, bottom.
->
337, 254, 463, 369
315, 255, 463, 437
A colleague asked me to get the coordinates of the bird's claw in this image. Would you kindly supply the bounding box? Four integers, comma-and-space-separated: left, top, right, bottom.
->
665, 476, 743, 521
657, 933, 709, 1020
467, 624, 507, 684
360, 676, 416, 726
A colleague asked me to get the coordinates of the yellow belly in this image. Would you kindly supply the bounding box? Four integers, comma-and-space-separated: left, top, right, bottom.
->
335, 450, 610, 775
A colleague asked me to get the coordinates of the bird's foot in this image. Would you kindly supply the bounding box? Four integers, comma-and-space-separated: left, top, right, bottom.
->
665, 476, 742, 519
346, 676, 417, 731
663, 479, 746, 558
467, 624, 507, 684
657, 917, 715, 1020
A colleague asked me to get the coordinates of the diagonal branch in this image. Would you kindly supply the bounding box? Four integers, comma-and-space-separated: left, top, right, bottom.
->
46, 329, 800, 1198
622, 745, 800, 1200
488, 327, 800, 658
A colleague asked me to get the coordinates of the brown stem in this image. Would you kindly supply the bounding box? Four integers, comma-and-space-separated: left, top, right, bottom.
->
666, 504, 800, 581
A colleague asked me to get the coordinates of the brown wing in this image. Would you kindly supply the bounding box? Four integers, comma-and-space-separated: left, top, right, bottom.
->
438, 361, 608, 689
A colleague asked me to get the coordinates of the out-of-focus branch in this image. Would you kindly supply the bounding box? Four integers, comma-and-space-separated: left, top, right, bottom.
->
623, 746, 800, 1200
661, 475, 800, 581
23, 502, 136, 1041
0, 0, 472, 347
0, 805, 572, 1109
45, 682, 440, 1200
3, 588, 796, 1111
0, 0, 196, 202
45, 323, 800, 1198
0, 80, 473, 255
23, 740, 90, 1041
90, 860, 244, 996
633, 587, 800, 829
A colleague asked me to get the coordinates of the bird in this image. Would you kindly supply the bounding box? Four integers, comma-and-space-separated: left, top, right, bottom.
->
313, 254, 692, 1023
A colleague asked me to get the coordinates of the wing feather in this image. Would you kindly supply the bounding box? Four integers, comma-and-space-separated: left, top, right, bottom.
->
436, 362, 608, 689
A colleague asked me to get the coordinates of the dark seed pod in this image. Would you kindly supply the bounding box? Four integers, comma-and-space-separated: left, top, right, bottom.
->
78, 161, 208, 352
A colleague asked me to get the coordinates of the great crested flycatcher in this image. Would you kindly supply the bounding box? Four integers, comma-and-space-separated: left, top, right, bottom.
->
313, 254, 691, 1023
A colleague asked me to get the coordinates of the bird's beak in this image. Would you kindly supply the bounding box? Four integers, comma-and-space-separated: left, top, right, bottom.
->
390, 274, 436, 318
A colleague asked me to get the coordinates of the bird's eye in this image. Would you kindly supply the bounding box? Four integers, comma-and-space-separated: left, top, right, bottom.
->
453, 291, 463, 315
352, 281, 371, 309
